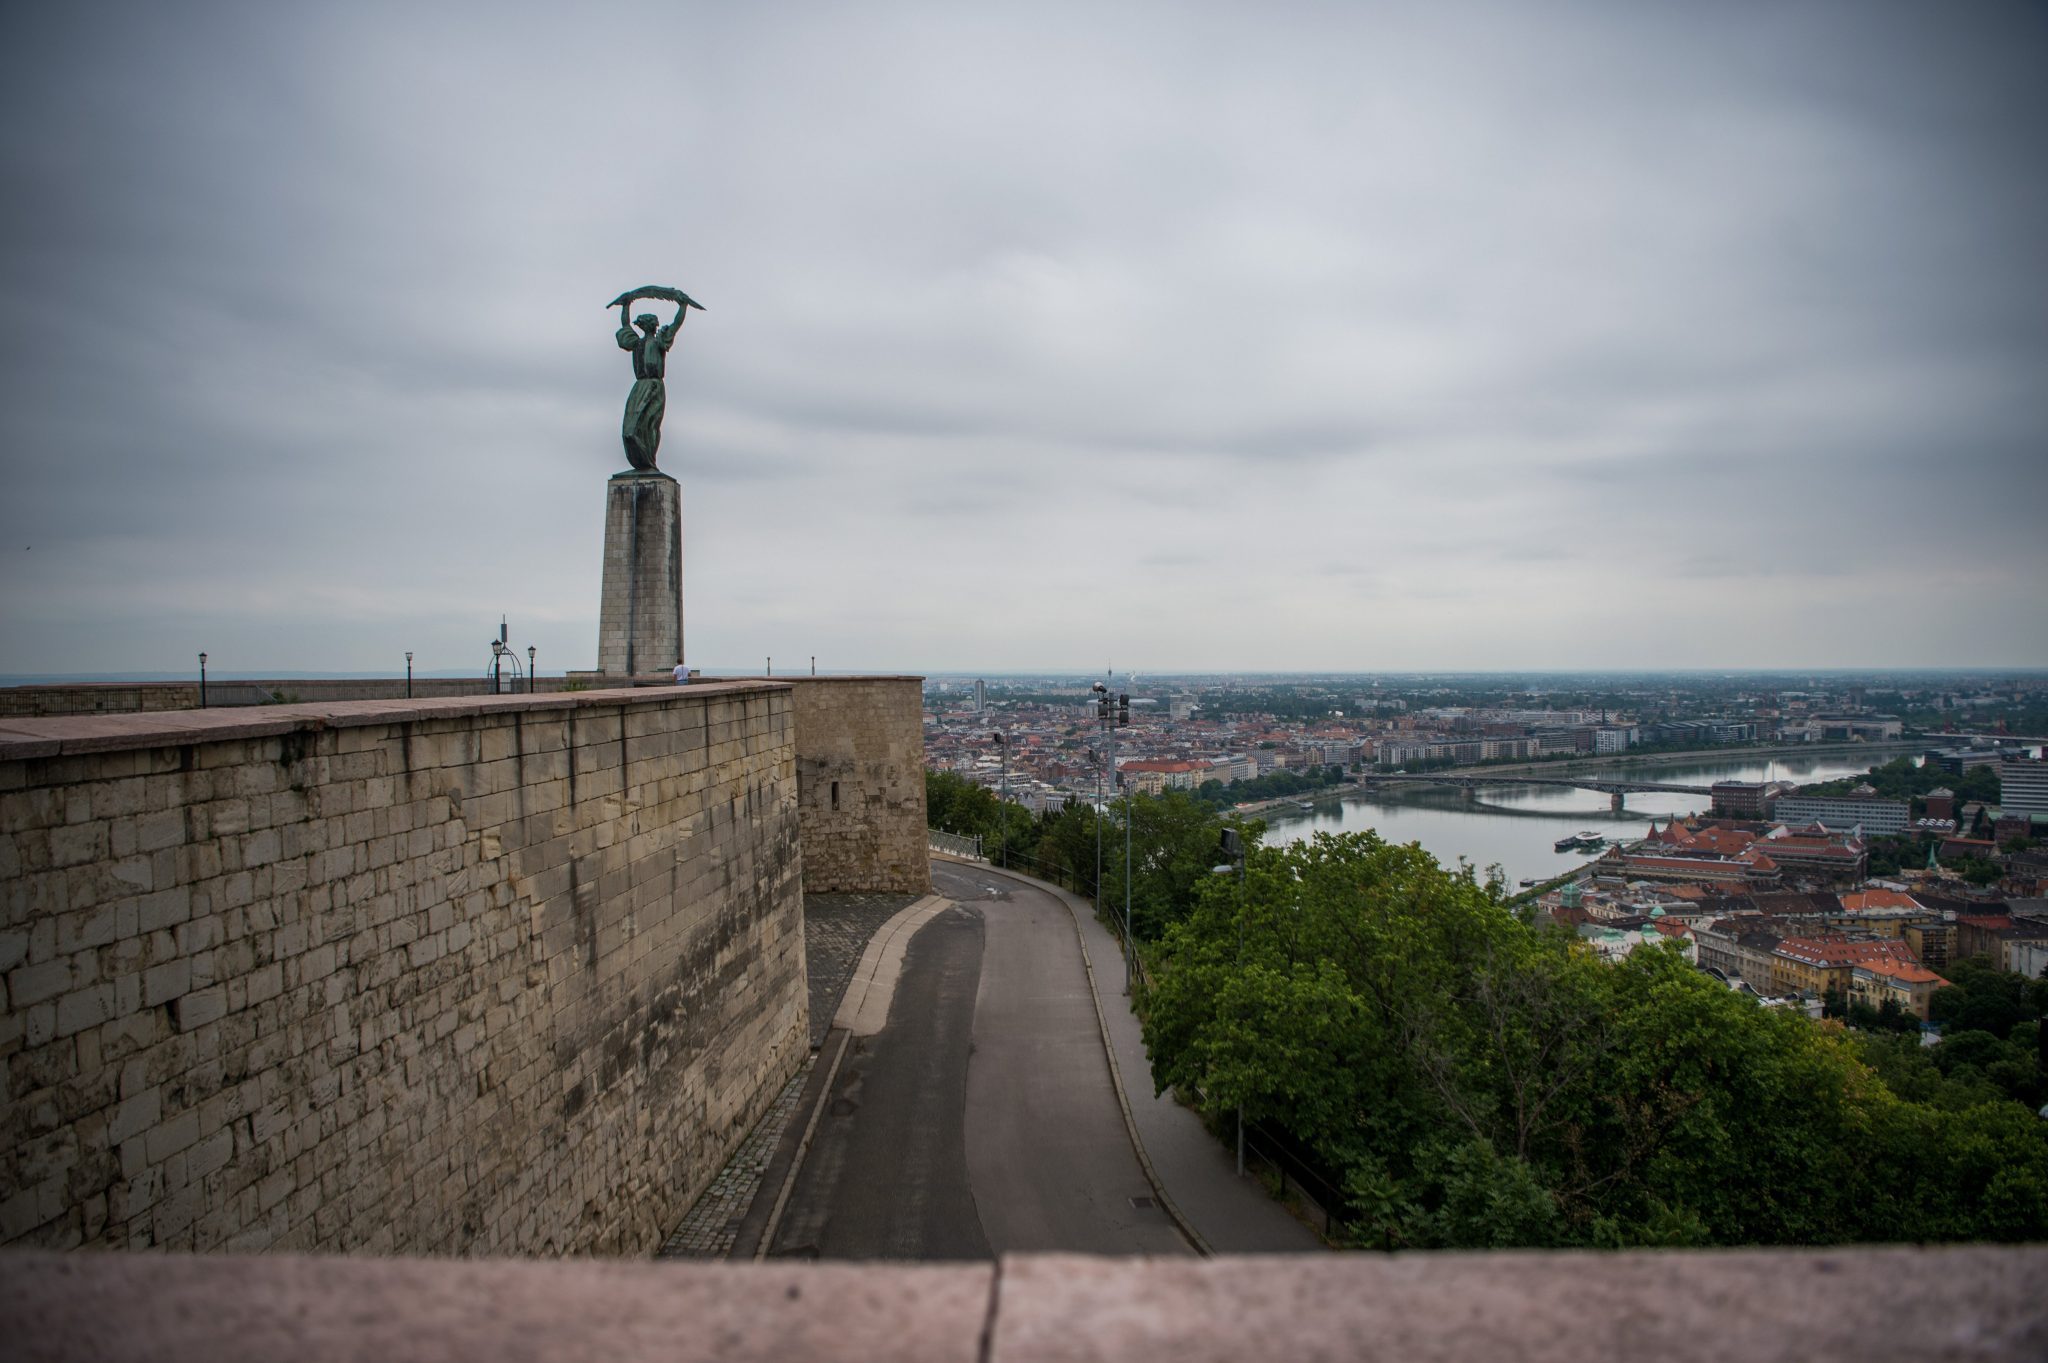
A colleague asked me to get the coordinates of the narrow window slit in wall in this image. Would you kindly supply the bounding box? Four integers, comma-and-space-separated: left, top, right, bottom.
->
830, 781, 840, 810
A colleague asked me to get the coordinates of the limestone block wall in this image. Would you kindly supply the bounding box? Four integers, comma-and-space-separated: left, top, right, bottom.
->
777, 678, 929, 895
0, 683, 806, 1257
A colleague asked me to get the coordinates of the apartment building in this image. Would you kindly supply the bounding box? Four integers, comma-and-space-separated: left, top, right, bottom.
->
1772, 793, 1910, 836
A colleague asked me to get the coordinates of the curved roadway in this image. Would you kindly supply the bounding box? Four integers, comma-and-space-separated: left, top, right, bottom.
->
765, 863, 1191, 1259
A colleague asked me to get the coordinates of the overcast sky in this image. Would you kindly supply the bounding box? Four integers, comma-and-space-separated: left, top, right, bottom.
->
2, 1, 2043, 677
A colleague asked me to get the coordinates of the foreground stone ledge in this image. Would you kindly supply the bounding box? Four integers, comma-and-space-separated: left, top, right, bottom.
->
0, 1251, 992, 1363
3, 1246, 2044, 1362
994, 1248, 2048, 1363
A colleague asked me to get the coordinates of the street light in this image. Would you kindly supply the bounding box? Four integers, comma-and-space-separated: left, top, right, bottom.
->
405, 651, 413, 698
1093, 680, 1134, 990
527, 646, 536, 694
1124, 753, 1134, 992
1092, 683, 1113, 967
198, 652, 208, 709
993, 731, 1008, 869
1212, 826, 1247, 1176
1087, 743, 1104, 910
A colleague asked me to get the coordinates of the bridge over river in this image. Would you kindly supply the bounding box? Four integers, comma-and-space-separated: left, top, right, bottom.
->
1360, 771, 1716, 811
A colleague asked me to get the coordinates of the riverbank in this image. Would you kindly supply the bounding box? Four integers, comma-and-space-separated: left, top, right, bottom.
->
1462, 738, 1922, 779
1228, 740, 1923, 820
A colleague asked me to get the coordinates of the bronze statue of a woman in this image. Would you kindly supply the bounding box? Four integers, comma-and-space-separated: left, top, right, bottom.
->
606, 287, 705, 471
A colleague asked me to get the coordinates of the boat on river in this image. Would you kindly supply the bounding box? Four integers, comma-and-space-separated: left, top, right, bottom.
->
1554, 831, 1606, 852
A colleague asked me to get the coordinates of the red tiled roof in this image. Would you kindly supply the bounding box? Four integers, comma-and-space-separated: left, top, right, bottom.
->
1853, 959, 1948, 987
1776, 938, 1916, 969
1840, 890, 1922, 912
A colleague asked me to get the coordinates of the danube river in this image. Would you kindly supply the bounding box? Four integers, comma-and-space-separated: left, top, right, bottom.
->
1264, 750, 1903, 888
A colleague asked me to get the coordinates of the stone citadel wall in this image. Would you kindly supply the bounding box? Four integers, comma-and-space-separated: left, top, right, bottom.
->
3, 674, 933, 897
0, 684, 807, 1256
698, 677, 930, 896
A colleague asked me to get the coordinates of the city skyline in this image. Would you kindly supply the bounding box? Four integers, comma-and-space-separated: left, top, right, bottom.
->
3, 2, 2045, 676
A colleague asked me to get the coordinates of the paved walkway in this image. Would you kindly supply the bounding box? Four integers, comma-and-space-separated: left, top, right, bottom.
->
943, 856, 1323, 1254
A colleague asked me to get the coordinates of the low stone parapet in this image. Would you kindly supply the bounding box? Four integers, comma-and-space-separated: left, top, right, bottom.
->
2, 1244, 2042, 1361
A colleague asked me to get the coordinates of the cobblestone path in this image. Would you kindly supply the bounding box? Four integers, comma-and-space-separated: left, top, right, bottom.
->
657, 888, 927, 1258
656, 1059, 812, 1259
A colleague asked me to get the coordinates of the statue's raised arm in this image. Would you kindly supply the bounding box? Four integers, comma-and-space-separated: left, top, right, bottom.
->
604, 286, 705, 472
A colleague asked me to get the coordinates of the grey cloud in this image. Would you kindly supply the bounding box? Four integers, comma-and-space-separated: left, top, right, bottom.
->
2, 1, 2044, 674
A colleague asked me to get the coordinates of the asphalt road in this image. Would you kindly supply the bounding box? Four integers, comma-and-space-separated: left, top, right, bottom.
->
949, 864, 1188, 1255
765, 864, 1191, 1259
768, 905, 990, 1260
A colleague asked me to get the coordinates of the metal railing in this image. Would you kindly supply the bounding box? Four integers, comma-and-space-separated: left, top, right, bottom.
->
1240, 1115, 1351, 1239
927, 828, 984, 860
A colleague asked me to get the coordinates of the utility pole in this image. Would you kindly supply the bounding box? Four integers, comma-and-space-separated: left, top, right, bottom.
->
994, 730, 1008, 870
1216, 827, 1248, 1176
1095, 679, 1133, 989
1121, 688, 1133, 991
1092, 681, 1111, 924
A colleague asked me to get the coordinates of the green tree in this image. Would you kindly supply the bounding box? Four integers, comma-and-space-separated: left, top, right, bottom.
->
1142, 828, 2048, 1250
1928, 959, 2043, 1039
1098, 790, 1244, 941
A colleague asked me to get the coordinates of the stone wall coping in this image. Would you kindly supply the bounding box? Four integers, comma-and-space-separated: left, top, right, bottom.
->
694, 675, 927, 684
3, 1245, 2044, 1362
0, 681, 792, 761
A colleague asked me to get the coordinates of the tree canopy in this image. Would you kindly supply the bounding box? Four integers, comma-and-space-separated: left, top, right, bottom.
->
1143, 828, 2048, 1249
1802, 755, 2000, 809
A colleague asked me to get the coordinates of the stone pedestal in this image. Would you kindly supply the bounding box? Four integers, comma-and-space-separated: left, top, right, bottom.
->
598, 471, 683, 677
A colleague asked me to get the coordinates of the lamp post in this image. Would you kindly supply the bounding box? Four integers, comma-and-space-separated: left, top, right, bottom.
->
1094, 680, 1134, 989
198, 652, 208, 709
1123, 765, 1134, 990
405, 651, 413, 699
1213, 826, 1247, 1176
993, 730, 1008, 869
528, 646, 536, 694
1089, 743, 1103, 909
1091, 682, 1112, 949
